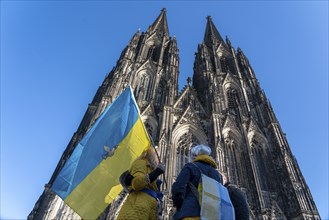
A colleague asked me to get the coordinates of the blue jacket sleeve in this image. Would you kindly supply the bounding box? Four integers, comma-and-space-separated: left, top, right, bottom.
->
212, 169, 223, 184
171, 164, 192, 209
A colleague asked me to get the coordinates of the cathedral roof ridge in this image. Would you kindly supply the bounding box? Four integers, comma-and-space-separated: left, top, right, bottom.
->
247, 117, 266, 138
29, 9, 321, 220
222, 114, 239, 132
140, 102, 156, 118
172, 104, 204, 131
222, 69, 238, 86
173, 85, 206, 115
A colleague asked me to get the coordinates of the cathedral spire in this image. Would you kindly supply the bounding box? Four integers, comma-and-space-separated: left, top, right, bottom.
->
29, 10, 320, 220
147, 8, 169, 37
203, 16, 225, 48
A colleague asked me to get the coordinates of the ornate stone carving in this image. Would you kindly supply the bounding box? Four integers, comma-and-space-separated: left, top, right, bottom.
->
29, 9, 319, 220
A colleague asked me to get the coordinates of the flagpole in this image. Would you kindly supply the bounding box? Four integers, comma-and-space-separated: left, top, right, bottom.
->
127, 86, 168, 188
148, 133, 168, 188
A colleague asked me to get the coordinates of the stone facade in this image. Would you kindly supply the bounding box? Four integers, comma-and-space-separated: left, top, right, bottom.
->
28, 9, 320, 220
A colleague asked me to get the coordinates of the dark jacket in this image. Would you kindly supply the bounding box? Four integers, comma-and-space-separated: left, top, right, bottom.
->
171, 155, 222, 220
225, 183, 250, 220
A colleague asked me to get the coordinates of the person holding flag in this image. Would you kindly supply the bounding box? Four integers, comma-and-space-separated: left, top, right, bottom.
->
117, 147, 165, 220
50, 86, 162, 219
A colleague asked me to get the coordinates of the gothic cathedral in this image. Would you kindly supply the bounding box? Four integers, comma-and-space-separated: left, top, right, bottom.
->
29, 9, 320, 220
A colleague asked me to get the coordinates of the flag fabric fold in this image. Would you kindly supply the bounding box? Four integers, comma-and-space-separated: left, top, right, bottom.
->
51, 86, 151, 219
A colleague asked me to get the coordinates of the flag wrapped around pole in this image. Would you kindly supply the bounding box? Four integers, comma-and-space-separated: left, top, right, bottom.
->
51, 86, 151, 219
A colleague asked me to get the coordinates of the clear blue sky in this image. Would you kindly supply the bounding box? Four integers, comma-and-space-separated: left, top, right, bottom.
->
1, 1, 328, 219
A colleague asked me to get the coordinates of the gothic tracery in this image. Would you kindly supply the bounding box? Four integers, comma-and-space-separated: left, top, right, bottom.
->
29, 9, 319, 220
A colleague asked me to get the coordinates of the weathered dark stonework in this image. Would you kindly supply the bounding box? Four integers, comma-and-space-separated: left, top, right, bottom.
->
28, 9, 320, 220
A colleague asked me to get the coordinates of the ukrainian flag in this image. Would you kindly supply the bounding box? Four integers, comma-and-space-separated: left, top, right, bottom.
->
51, 86, 151, 219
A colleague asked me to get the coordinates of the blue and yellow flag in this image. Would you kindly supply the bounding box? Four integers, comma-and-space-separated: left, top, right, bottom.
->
51, 86, 151, 219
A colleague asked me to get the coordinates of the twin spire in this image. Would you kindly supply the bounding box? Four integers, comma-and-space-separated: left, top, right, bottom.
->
204, 16, 225, 47
148, 9, 225, 45
147, 8, 169, 37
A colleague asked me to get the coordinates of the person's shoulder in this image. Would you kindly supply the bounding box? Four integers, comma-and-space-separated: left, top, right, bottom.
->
130, 159, 148, 173
182, 162, 194, 169
131, 158, 147, 166
226, 183, 244, 195
193, 155, 217, 168
179, 162, 198, 173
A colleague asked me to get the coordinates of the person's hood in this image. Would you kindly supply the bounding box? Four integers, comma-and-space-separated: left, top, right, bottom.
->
193, 155, 217, 168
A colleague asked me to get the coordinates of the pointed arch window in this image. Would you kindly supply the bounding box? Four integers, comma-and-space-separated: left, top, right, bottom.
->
226, 88, 247, 119
227, 89, 239, 109
250, 140, 269, 191
146, 44, 161, 62
176, 132, 199, 175
135, 73, 151, 101
223, 134, 240, 184
151, 45, 161, 62
220, 57, 228, 73
155, 79, 166, 107
147, 46, 154, 60
142, 76, 150, 100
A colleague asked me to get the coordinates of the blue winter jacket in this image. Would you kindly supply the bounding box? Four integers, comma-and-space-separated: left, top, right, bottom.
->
171, 155, 222, 220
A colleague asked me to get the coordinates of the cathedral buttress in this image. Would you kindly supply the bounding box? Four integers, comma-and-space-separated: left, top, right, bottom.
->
192, 16, 320, 219
29, 9, 320, 220
28, 9, 180, 220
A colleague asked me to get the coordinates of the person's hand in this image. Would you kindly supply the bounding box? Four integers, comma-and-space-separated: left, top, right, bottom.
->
148, 163, 165, 182
124, 173, 134, 186
156, 163, 165, 172
221, 173, 229, 186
